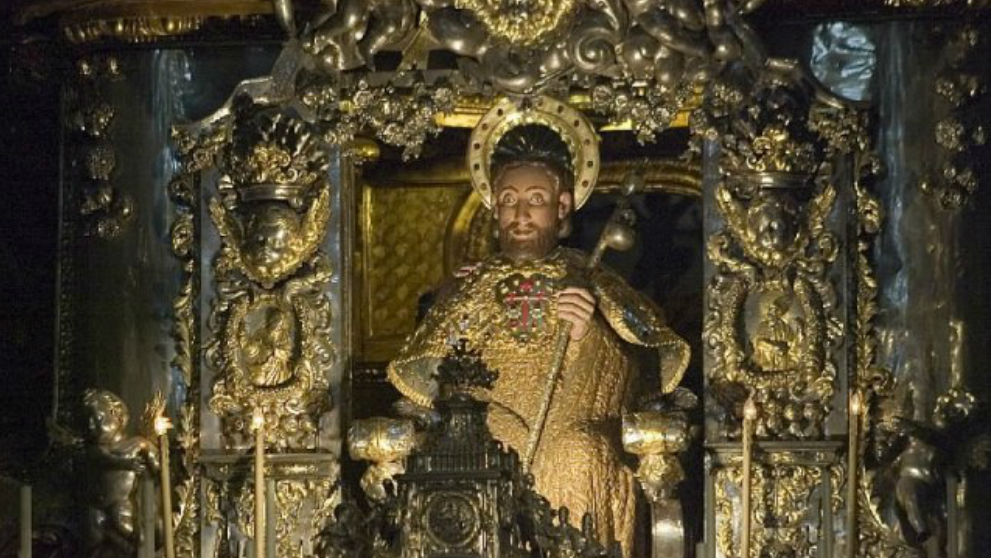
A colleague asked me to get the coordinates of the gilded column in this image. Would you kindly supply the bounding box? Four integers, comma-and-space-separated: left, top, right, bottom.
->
699, 70, 862, 558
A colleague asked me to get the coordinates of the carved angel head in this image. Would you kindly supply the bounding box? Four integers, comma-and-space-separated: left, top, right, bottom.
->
243, 202, 303, 275
82, 388, 129, 444
746, 190, 801, 256
210, 187, 330, 288
210, 102, 332, 287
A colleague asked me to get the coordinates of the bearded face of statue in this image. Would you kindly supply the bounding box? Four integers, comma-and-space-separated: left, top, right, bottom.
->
494, 163, 573, 262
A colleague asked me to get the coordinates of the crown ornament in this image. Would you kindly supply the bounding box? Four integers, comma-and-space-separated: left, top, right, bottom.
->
224, 98, 329, 207
714, 74, 825, 189
210, 98, 333, 289
742, 123, 819, 178
724, 118, 822, 189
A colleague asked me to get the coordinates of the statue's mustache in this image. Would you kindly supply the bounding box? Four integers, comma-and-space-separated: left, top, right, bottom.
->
508, 222, 538, 235
500, 220, 556, 260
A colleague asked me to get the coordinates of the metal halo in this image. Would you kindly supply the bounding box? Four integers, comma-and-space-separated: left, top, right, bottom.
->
467, 96, 600, 210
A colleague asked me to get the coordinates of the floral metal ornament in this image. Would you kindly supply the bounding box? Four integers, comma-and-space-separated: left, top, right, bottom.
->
921, 24, 989, 209
66, 55, 134, 239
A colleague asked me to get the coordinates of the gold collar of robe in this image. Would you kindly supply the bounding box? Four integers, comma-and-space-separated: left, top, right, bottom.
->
387, 248, 690, 408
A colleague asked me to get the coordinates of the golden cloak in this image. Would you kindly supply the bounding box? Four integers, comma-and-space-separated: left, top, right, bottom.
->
387, 248, 689, 555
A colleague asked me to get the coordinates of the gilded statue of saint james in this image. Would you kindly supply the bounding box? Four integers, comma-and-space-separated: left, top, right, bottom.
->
387, 97, 689, 554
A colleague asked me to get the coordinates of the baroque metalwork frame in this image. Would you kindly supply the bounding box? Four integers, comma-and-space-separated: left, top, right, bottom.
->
77, 0, 981, 555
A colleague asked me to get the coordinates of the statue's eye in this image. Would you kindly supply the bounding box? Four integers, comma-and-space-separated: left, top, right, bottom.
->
499, 193, 516, 206
529, 193, 545, 205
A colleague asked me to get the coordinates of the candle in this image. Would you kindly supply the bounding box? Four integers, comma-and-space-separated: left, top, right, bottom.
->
949, 320, 964, 388
741, 397, 757, 558
139, 476, 155, 558
155, 415, 176, 558
266, 478, 277, 558
18, 484, 30, 558
252, 409, 266, 558
847, 390, 863, 556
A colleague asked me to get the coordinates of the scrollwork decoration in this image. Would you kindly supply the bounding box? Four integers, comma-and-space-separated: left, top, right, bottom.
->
204, 100, 336, 450
702, 73, 845, 441
813, 99, 929, 558
167, 117, 230, 558
265, 0, 771, 151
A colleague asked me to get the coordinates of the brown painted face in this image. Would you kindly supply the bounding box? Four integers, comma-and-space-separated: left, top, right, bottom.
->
493, 163, 572, 262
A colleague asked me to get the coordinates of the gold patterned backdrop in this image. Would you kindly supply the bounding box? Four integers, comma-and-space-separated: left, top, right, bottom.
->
356, 161, 480, 362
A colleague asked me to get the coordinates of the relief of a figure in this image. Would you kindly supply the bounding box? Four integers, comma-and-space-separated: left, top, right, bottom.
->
751, 292, 805, 372
238, 298, 297, 387
386, 102, 690, 555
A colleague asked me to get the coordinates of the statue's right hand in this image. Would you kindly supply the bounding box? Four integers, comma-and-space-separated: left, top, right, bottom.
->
556, 286, 597, 341
394, 397, 441, 428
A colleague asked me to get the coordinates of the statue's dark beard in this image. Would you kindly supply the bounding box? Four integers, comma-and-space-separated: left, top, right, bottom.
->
499, 223, 559, 262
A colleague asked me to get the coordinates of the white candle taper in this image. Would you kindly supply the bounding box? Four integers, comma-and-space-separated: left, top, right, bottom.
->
252, 408, 266, 558
154, 415, 175, 558
949, 319, 964, 388
741, 397, 757, 558
139, 476, 155, 558
847, 390, 863, 556
266, 478, 276, 558
18, 484, 31, 558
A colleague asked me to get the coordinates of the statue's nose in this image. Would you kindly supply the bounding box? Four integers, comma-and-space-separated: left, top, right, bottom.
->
513, 201, 531, 221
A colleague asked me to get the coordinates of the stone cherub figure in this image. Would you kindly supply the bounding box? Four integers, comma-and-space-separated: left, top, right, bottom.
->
77, 389, 160, 557
386, 98, 690, 555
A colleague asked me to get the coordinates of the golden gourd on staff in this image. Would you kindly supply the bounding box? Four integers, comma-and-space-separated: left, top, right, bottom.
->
387, 97, 690, 555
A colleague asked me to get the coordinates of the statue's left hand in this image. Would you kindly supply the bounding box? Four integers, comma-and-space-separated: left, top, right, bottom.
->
556, 287, 597, 341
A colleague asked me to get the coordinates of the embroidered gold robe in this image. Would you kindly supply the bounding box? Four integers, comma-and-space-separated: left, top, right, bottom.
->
387, 248, 689, 555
